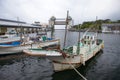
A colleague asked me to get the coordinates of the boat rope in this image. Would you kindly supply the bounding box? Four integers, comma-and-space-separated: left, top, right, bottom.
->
65, 58, 87, 80
57, 50, 67, 58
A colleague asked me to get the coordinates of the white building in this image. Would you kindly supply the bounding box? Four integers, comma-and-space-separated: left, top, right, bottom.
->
101, 23, 120, 33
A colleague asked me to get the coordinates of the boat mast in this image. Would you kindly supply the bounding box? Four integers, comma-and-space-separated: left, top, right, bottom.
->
95, 16, 98, 43
20, 24, 23, 42
63, 11, 69, 48
17, 17, 23, 42
77, 24, 81, 54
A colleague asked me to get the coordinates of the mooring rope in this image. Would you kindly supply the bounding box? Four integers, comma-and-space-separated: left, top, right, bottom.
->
65, 58, 87, 80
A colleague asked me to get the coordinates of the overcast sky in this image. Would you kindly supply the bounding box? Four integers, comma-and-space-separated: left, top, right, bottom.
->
0, 0, 120, 25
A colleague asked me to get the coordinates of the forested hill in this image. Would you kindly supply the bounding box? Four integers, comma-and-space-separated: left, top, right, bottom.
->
73, 19, 120, 30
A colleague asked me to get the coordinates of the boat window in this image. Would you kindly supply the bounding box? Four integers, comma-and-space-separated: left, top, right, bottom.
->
91, 37, 92, 39
92, 41, 94, 44
87, 36, 89, 39
88, 42, 90, 45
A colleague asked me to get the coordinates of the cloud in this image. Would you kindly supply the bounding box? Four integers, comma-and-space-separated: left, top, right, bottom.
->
0, 0, 120, 26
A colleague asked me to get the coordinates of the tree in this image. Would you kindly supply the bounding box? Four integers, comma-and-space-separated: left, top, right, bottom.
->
117, 20, 120, 23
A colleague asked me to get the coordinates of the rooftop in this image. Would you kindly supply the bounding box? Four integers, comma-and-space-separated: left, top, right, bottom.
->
0, 18, 41, 28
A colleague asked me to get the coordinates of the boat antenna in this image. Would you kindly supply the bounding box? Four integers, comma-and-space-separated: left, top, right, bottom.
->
63, 10, 69, 48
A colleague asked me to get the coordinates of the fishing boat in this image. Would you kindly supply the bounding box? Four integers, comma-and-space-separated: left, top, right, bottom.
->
23, 33, 104, 71
0, 35, 60, 55
50, 34, 104, 71
23, 11, 104, 72
23, 14, 104, 76
0, 25, 61, 55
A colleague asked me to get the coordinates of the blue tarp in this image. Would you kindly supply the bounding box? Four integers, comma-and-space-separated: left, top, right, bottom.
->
0, 41, 21, 47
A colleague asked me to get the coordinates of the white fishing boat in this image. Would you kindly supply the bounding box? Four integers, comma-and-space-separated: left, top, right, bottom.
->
50, 34, 104, 71
23, 11, 104, 72
23, 34, 104, 71
0, 38, 60, 55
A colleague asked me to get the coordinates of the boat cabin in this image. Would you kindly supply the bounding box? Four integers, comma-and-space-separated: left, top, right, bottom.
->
64, 34, 98, 55
82, 35, 96, 46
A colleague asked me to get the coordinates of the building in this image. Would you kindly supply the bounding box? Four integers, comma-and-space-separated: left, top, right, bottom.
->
101, 23, 120, 33
49, 15, 73, 29
0, 18, 41, 35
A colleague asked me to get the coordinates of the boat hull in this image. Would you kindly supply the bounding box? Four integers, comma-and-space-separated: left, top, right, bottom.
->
0, 43, 38, 55
47, 41, 104, 71
53, 61, 81, 71
23, 39, 104, 71
47, 55, 82, 71
0, 39, 60, 55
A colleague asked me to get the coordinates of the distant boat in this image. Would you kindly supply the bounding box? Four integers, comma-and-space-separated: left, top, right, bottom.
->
23, 34, 104, 71
113, 30, 120, 33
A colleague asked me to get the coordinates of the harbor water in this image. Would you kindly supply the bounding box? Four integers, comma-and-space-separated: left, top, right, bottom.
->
0, 30, 120, 80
